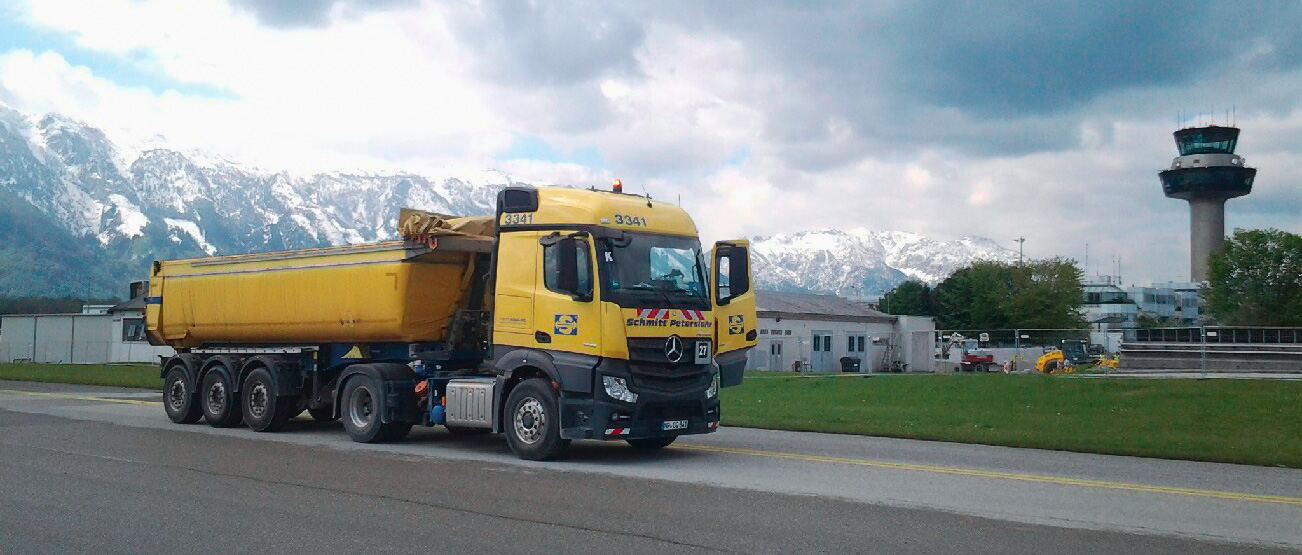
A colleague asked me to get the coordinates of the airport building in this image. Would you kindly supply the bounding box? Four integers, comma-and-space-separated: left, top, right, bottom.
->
0, 298, 174, 364
749, 291, 935, 373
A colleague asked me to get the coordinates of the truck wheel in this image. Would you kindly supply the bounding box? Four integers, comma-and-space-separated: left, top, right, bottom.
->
163, 367, 202, 424
308, 406, 336, 422
200, 371, 243, 428
627, 437, 676, 451
1043, 361, 1058, 375
340, 375, 409, 443
504, 378, 570, 461
242, 368, 293, 432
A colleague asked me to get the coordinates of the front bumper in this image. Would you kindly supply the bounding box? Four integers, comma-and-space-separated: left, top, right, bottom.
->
559, 393, 721, 440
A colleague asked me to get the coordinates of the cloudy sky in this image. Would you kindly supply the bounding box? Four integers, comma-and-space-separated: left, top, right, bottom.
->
1, 0, 1299, 284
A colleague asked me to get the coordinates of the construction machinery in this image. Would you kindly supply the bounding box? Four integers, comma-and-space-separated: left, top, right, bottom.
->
1035, 340, 1091, 374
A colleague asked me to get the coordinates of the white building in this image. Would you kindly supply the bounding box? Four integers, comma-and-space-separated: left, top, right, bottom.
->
749, 291, 936, 373
1127, 281, 1201, 323
0, 299, 173, 364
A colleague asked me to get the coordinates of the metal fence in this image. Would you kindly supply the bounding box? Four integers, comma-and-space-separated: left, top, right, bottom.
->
935, 328, 1098, 373
935, 326, 1302, 375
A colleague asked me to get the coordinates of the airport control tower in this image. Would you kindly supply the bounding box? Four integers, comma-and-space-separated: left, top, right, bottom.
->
1158, 125, 1256, 282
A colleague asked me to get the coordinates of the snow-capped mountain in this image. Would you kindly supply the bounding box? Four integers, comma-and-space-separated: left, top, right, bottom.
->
0, 104, 508, 297
751, 229, 1019, 296
1, 104, 1017, 299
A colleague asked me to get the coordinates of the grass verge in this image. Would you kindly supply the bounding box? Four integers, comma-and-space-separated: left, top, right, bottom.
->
0, 363, 161, 390
722, 373, 1302, 468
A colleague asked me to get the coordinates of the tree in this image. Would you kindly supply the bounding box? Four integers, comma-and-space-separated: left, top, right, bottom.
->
1203, 229, 1302, 326
933, 259, 1085, 330
879, 280, 935, 316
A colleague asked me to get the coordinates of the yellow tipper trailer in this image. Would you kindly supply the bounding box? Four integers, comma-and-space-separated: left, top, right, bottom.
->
148, 184, 756, 460
148, 236, 492, 347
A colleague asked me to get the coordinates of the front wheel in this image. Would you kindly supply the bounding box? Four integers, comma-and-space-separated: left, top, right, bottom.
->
627, 437, 676, 451
504, 378, 570, 461
340, 376, 410, 443
163, 367, 202, 424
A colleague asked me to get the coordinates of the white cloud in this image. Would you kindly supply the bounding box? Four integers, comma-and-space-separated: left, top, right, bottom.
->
2, 0, 1300, 287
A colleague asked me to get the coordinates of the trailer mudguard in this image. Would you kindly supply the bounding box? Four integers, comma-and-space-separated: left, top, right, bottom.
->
199, 355, 242, 390
160, 353, 204, 382
240, 356, 303, 397
333, 363, 420, 423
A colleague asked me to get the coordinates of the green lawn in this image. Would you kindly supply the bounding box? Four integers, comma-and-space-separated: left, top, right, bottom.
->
722, 373, 1302, 468
0, 363, 162, 390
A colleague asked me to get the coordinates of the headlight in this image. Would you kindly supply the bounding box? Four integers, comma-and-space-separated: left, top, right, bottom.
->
705, 373, 719, 399
602, 376, 638, 403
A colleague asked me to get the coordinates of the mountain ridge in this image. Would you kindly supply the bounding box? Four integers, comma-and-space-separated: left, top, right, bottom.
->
0, 104, 1016, 298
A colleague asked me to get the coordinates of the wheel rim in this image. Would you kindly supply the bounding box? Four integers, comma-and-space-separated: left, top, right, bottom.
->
167, 377, 187, 412
513, 397, 545, 445
206, 379, 227, 415
348, 385, 374, 430
248, 382, 268, 419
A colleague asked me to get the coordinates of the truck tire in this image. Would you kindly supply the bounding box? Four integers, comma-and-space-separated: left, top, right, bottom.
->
627, 437, 676, 451
340, 375, 410, 443
504, 378, 570, 461
242, 368, 293, 432
163, 367, 202, 424
1043, 361, 1058, 375
308, 406, 336, 422
200, 370, 243, 428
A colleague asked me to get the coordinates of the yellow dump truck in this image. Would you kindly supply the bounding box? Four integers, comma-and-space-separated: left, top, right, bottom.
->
147, 185, 756, 460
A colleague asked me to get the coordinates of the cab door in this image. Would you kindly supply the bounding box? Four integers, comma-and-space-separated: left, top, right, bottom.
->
711, 240, 757, 387
533, 233, 602, 358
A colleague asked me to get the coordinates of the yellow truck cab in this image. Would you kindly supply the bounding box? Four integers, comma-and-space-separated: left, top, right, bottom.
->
146, 183, 756, 460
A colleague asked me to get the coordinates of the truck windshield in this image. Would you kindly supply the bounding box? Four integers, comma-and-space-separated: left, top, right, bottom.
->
599, 232, 710, 309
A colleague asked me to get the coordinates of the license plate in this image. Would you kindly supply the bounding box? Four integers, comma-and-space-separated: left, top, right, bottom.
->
662, 419, 689, 431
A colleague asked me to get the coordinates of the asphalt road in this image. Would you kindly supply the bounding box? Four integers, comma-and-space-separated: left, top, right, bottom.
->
1, 380, 1299, 554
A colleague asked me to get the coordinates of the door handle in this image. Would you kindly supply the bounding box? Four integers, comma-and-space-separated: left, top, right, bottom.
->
535, 331, 552, 343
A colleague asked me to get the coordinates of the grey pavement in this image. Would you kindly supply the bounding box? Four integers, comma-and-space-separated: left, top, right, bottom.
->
1, 380, 1299, 554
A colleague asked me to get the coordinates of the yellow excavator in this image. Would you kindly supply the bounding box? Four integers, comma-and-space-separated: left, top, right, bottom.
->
1035, 340, 1091, 374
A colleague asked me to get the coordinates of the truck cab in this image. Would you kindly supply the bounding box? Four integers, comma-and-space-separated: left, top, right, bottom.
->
487, 186, 756, 458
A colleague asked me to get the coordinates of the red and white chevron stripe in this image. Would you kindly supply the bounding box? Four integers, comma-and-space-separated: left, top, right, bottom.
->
681, 310, 707, 321
636, 308, 708, 320
605, 428, 630, 436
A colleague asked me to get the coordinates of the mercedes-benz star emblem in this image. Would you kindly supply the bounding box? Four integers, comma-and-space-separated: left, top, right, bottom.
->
665, 335, 684, 364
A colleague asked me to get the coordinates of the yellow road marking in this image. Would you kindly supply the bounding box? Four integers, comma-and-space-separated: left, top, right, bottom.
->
672, 444, 1302, 506
4, 388, 1297, 506
0, 389, 161, 406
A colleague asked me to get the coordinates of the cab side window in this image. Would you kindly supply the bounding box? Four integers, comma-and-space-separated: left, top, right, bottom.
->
543, 239, 593, 298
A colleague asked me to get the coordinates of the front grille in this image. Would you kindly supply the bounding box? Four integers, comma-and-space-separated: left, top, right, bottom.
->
626, 337, 710, 394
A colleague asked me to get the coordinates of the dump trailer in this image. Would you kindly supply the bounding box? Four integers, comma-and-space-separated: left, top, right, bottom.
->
147, 185, 757, 460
